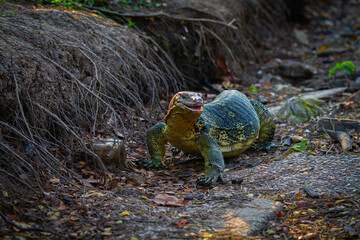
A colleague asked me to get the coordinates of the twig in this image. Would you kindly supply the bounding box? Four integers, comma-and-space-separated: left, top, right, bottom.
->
32, 101, 112, 181
325, 144, 334, 155
84, 5, 237, 30
13, 71, 34, 142
0, 212, 70, 240
0, 121, 82, 191
202, 26, 237, 63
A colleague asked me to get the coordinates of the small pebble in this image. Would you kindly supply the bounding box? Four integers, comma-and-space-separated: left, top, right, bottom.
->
231, 179, 244, 185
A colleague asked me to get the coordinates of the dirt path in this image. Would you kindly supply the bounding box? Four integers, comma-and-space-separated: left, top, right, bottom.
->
0, 1, 359, 239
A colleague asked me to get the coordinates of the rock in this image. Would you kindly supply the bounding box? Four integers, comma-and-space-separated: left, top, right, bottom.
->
303, 186, 320, 198
300, 87, 345, 99
91, 138, 126, 167
293, 28, 309, 45
317, 118, 360, 132
263, 59, 317, 79
260, 73, 283, 84
355, 76, 360, 88
218, 198, 283, 236
273, 83, 301, 95
277, 97, 324, 124
121, 171, 146, 185
317, 47, 348, 57
326, 130, 353, 151
268, 87, 345, 116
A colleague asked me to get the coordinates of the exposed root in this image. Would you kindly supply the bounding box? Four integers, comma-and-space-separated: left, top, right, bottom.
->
0, 5, 184, 193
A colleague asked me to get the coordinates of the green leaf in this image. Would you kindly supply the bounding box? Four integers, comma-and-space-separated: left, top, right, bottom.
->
286, 140, 312, 153
115, 220, 123, 224
343, 65, 353, 74
127, 20, 135, 28
344, 60, 355, 70
328, 60, 356, 77
249, 84, 258, 93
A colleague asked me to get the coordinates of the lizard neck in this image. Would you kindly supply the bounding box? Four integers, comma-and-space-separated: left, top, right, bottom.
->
165, 110, 200, 137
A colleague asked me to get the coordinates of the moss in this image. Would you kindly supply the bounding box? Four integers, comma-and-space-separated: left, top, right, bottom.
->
278, 97, 324, 124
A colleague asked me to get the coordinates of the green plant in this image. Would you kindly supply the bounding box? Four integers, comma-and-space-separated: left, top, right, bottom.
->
126, 20, 135, 28
328, 60, 356, 78
38, 0, 103, 8
119, 0, 132, 7
120, 0, 163, 8
249, 84, 258, 93
286, 140, 312, 153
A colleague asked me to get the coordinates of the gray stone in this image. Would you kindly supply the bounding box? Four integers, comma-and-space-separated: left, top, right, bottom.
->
263, 59, 317, 79
355, 76, 360, 88
317, 47, 348, 57
217, 198, 283, 236
121, 172, 146, 185
293, 28, 309, 45
277, 97, 324, 124
273, 83, 300, 95
317, 118, 360, 132
300, 87, 345, 99
268, 87, 345, 116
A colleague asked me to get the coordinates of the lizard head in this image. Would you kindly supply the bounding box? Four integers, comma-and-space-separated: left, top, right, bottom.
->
165, 91, 204, 122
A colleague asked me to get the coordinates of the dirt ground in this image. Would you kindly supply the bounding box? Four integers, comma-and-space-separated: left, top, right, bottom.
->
0, 0, 360, 239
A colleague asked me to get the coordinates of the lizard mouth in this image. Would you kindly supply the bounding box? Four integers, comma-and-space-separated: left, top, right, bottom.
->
183, 103, 204, 113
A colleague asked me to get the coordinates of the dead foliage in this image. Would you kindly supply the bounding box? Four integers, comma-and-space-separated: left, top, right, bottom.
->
88, 0, 288, 87
0, 2, 184, 193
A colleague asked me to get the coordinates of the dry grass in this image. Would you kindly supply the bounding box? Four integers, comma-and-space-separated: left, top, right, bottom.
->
0, 3, 184, 192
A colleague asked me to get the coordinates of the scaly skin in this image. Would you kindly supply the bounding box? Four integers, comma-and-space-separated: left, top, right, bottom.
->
249, 99, 276, 150
145, 90, 275, 186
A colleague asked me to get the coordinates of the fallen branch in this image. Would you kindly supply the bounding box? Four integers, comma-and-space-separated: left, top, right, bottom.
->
84, 5, 238, 30
32, 101, 112, 181
326, 130, 353, 151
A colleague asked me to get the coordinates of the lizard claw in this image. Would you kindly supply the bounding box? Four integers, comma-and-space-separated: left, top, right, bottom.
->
196, 176, 214, 186
196, 169, 224, 186
138, 159, 166, 170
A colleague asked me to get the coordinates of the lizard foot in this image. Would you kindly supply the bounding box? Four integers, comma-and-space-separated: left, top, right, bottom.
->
196, 169, 224, 186
138, 159, 166, 170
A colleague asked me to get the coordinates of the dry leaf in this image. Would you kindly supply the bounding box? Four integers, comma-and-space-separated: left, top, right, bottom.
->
68, 216, 80, 221
153, 193, 185, 207
216, 55, 230, 73
49, 177, 60, 184
58, 201, 66, 211
120, 210, 130, 217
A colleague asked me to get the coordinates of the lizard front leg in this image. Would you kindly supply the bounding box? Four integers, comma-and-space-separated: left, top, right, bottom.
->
144, 122, 167, 169
195, 133, 225, 186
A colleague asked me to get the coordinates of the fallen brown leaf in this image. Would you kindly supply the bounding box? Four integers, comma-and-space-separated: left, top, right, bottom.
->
153, 193, 185, 207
